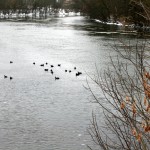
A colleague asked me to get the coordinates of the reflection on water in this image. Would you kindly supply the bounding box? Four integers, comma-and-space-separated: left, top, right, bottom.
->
0, 16, 135, 150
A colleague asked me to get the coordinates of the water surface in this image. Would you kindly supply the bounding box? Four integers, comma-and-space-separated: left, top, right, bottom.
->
0, 16, 126, 150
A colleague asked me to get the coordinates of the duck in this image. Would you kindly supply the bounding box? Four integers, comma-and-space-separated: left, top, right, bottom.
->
58, 64, 61, 67
10, 77, 13, 80
65, 70, 67, 72
78, 71, 82, 75
74, 67, 76, 70
10, 61, 13, 64
4, 75, 7, 78
33, 62, 35, 65
40, 64, 44, 67
51, 69, 54, 74
44, 69, 48, 71
76, 72, 82, 76
51, 65, 54, 68
76, 73, 79, 76
55, 77, 60, 80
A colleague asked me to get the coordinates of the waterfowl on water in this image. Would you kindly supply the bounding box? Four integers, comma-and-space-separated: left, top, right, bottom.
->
10, 77, 13, 80
76, 72, 82, 76
10, 61, 13, 64
51, 69, 53, 74
55, 77, 60, 80
51, 65, 54, 68
58, 64, 61, 67
40, 64, 44, 67
4, 75, 7, 78
33, 62, 35, 65
44, 69, 48, 71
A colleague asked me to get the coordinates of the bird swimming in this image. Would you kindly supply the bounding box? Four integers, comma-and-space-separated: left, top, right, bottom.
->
44, 69, 48, 71
76, 72, 82, 76
51, 69, 53, 74
55, 77, 60, 80
4, 75, 7, 78
40, 64, 44, 67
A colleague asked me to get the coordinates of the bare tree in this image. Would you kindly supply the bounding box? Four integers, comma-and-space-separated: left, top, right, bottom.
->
87, 38, 150, 150
87, 2, 150, 150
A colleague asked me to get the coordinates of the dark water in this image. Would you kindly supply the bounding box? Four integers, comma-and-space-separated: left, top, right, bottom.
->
0, 16, 130, 150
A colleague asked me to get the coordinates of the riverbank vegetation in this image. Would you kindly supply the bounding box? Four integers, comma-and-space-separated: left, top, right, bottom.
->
0, 0, 61, 9
0, 0, 65, 18
87, 38, 150, 150
87, 1, 150, 150
0, 0, 150, 25
71, 0, 150, 35
80, 0, 150, 23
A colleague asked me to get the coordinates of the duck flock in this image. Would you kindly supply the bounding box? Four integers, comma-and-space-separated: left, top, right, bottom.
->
3, 61, 14, 80
36, 61, 83, 80
4, 61, 83, 81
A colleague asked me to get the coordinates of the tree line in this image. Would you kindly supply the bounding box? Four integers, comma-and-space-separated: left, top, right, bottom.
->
0, 0, 150, 24
73, 0, 150, 23
0, 0, 64, 10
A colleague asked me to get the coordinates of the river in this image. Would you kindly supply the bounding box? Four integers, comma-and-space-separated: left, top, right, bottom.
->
0, 16, 132, 150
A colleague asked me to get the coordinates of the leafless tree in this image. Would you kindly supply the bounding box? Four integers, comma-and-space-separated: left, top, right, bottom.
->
87, 2, 150, 150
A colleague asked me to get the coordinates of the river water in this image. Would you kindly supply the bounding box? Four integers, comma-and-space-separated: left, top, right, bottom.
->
0, 16, 130, 150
